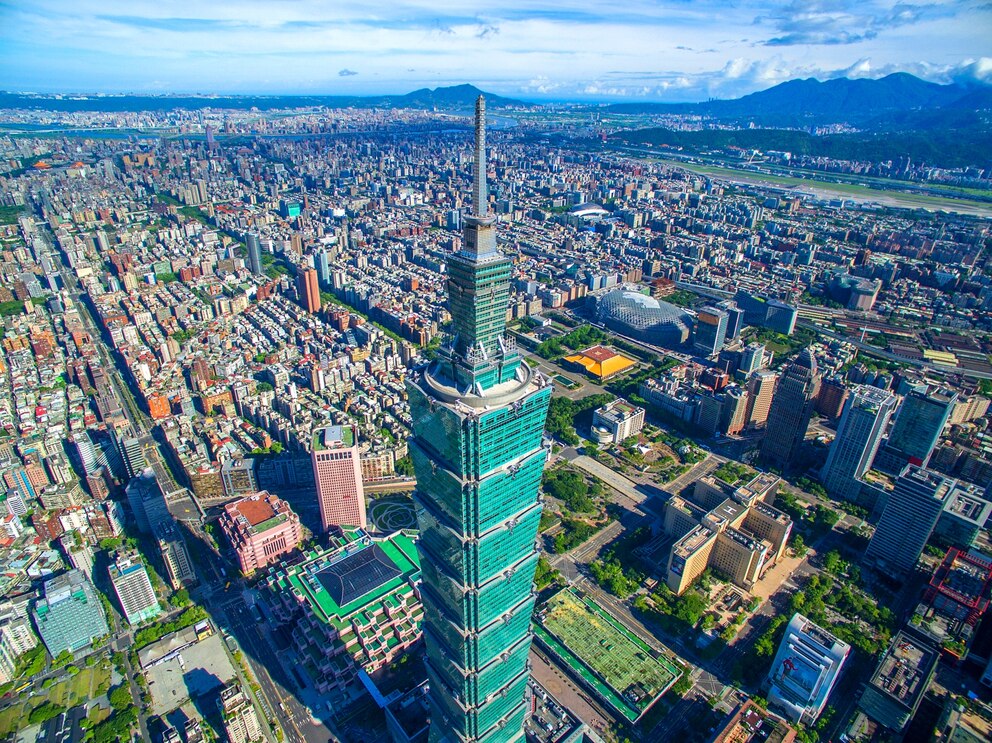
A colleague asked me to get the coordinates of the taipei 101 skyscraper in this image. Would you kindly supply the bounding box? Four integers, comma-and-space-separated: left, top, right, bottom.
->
408, 97, 553, 742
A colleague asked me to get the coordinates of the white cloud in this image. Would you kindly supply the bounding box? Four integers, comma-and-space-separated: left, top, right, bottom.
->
839, 58, 873, 78
0, 1, 988, 98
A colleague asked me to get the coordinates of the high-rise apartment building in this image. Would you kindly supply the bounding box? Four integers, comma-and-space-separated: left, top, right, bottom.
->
316, 249, 331, 285
745, 369, 778, 430
408, 97, 553, 743
158, 522, 197, 589
820, 385, 897, 504
116, 431, 146, 481
33, 569, 109, 656
693, 306, 729, 357
311, 424, 366, 530
739, 342, 769, 376
720, 386, 750, 436
874, 389, 956, 474
246, 232, 263, 276
218, 683, 263, 743
297, 267, 321, 314
0, 608, 38, 685
866, 467, 955, 574
815, 376, 849, 419
716, 300, 744, 342
760, 350, 820, 469
108, 551, 161, 625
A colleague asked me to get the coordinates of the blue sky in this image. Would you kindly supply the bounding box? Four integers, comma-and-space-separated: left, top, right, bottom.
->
0, 1, 989, 100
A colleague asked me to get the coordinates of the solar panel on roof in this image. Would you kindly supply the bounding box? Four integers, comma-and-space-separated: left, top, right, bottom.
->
315, 543, 401, 607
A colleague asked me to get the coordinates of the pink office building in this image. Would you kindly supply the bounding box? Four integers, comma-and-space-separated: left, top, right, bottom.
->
220, 491, 302, 574
311, 425, 367, 530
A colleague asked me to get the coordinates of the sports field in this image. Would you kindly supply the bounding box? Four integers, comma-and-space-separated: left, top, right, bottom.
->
535, 588, 681, 721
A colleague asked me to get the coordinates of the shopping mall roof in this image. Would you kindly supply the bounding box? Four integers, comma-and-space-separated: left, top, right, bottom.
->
316, 543, 402, 607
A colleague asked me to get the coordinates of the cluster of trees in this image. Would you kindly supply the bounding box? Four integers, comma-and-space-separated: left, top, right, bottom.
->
835, 501, 869, 519
28, 702, 64, 725
169, 588, 192, 609
785, 572, 893, 656
534, 557, 561, 591
89, 684, 138, 743
552, 518, 602, 553
0, 300, 25, 317
713, 461, 754, 485
635, 585, 710, 629
791, 534, 808, 557
775, 489, 840, 538
748, 326, 819, 360
18, 645, 47, 678
535, 325, 608, 360
589, 555, 643, 599
799, 291, 844, 310
538, 510, 559, 533
134, 605, 207, 649
545, 393, 614, 445
249, 442, 284, 456
607, 356, 679, 397
664, 290, 697, 308
670, 673, 694, 697
394, 455, 415, 477
622, 125, 992, 170
542, 467, 598, 513
0, 204, 26, 224
741, 613, 790, 684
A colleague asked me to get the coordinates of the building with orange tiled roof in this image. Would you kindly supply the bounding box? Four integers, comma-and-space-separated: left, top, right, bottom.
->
564, 344, 637, 381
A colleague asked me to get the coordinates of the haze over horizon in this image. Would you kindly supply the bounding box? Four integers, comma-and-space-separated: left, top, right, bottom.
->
1, 0, 991, 102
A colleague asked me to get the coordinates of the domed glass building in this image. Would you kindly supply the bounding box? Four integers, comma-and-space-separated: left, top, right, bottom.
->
595, 289, 694, 348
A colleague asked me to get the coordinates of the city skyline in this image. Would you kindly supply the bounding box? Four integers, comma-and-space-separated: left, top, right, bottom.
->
1, 1, 990, 100
1, 26, 991, 741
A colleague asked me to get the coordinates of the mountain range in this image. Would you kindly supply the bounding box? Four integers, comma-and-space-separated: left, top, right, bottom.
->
1, 75, 989, 134
603, 73, 992, 130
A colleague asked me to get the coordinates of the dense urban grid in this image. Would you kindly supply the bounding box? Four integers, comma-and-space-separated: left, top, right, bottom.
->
0, 86, 991, 743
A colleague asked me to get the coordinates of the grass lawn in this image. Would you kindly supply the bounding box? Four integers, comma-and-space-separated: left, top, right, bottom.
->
49, 665, 110, 706
0, 703, 27, 735
0, 205, 26, 225
0, 664, 114, 734
88, 704, 111, 726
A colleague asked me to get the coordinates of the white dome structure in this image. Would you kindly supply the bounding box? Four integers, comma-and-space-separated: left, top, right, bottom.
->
596, 289, 693, 348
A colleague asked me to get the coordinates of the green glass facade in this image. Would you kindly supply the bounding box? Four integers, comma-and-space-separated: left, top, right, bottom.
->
408, 96, 552, 743
448, 252, 511, 360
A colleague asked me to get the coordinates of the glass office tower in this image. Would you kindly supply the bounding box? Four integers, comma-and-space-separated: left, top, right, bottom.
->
407, 96, 553, 743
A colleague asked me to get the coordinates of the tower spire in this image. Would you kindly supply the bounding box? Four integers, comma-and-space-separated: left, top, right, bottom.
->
472, 95, 488, 219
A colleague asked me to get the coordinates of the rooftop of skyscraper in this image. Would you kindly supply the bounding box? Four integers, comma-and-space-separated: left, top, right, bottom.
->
312, 424, 355, 451
225, 491, 293, 535
866, 632, 937, 706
